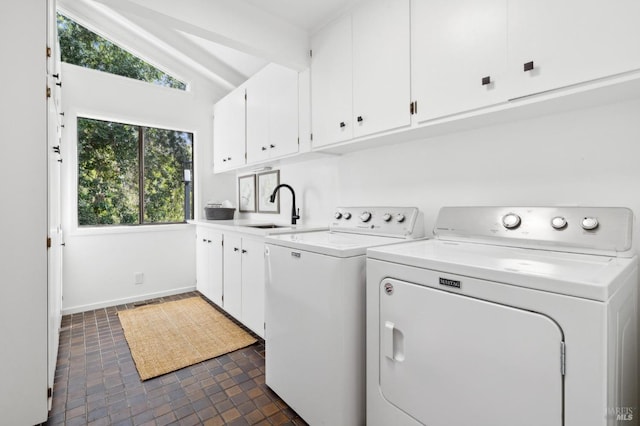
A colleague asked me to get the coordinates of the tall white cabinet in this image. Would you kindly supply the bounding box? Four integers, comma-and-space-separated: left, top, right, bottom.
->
0, 0, 53, 424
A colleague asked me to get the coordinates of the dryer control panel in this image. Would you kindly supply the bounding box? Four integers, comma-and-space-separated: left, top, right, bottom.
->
434, 206, 633, 256
331, 207, 424, 239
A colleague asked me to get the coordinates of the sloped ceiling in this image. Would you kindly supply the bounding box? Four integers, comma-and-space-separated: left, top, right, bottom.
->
57, 0, 355, 100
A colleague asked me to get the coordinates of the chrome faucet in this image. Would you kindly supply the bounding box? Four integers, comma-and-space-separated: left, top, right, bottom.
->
269, 184, 300, 225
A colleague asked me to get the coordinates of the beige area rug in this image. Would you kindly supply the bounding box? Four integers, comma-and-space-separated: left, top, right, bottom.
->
118, 296, 257, 380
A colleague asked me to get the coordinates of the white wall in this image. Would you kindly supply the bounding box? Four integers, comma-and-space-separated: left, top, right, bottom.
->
337, 98, 640, 239
61, 63, 228, 313
250, 98, 640, 249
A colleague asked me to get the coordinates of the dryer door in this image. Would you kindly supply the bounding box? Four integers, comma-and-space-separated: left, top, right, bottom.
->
379, 278, 563, 426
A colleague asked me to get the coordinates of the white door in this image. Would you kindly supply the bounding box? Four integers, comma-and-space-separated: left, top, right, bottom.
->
508, 0, 640, 99
266, 65, 299, 160
213, 88, 246, 171
352, 0, 411, 138
246, 64, 299, 163
412, 0, 507, 122
310, 14, 353, 147
246, 70, 270, 164
379, 278, 563, 426
195, 228, 210, 297
240, 238, 265, 338
208, 231, 223, 307
223, 234, 243, 319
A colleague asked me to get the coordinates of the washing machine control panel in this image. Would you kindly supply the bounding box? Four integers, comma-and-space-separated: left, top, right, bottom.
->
331, 207, 424, 238
434, 206, 633, 254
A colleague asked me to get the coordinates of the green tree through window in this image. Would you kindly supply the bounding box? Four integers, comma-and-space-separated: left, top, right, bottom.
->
78, 117, 193, 226
57, 13, 186, 90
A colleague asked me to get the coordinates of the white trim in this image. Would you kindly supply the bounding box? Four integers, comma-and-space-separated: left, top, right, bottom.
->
61, 285, 197, 315
70, 222, 194, 237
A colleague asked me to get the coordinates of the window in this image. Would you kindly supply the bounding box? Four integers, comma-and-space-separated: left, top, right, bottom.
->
57, 13, 187, 90
78, 117, 193, 226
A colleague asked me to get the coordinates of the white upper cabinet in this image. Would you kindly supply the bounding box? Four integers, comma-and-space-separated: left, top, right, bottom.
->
311, 0, 411, 148
311, 15, 353, 147
412, 0, 508, 122
246, 64, 299, 164
508, 0, 640, 99
213, 88, 246, 172
352, 0, 411, 138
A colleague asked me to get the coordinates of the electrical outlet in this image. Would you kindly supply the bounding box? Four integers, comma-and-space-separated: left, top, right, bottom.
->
134, 272, 144, 285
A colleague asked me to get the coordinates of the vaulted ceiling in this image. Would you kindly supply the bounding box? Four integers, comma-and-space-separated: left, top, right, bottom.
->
57, 0, 357, 100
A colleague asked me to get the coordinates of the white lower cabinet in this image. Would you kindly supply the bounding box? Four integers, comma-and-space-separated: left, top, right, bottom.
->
195, 227, 223, 306
223, 233, 265, 338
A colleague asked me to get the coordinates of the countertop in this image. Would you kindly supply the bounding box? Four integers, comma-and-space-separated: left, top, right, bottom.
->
188, 219, 328, 237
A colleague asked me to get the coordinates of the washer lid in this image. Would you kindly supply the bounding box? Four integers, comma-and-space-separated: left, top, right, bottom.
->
367, 239, 637, 301
266, 231, 404, 257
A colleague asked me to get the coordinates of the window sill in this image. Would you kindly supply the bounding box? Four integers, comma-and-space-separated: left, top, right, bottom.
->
69, 223, 194, 237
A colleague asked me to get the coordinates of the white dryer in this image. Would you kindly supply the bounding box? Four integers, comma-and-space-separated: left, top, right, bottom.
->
265, 207, 424, 425
366, 206, 638, 426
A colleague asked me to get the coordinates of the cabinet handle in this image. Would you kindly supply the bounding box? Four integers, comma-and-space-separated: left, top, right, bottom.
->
357, 116, 363, 123
202, 238, 207, 242
222, 158, 227, 162
207, 240, 211, 243
233, 247, 239, 252
261, 146, 267, 151
52, 73, 60, 79
524, 61, 534, 72
339, 121, 346, 128
227, 157, 232, 161
55, 81, 62, 87
481, 76, 491, 86
241, 249, 247, 254
269, 144, 275, 149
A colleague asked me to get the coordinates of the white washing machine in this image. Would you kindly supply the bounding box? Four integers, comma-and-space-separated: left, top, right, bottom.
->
366, 206, 638, 426
265, 207, 424, 425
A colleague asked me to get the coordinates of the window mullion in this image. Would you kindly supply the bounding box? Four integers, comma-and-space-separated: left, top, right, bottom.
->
138, 126, 145, 224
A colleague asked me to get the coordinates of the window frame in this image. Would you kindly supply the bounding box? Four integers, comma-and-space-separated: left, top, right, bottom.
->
75, 115, 195, 229
56, 11, 189, 91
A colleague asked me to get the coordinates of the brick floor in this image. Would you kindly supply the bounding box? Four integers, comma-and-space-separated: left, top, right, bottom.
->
46, 291, 308, 425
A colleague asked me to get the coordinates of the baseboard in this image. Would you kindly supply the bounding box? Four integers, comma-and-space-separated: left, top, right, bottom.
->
61, 285, 197, 315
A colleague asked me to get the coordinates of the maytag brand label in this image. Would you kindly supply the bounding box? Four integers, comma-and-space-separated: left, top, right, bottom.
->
439, 277, 461, 288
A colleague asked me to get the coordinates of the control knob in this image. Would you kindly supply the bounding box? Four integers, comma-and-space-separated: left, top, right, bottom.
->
502, 213, 521, 229
343, 212, 352, 220
581, 217, 599, 231
382, 213, 392, 222
550, 216, 567, 230
395, 213, 405, 223
360, 211, 372, 222
334, 212, 342, 219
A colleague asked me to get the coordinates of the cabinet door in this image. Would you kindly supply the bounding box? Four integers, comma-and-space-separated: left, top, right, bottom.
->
246, 70, 271, 164
311, 14, 353, 147
195, 228, 210, 297
223, 234, 243, 319
240, 238, 265, 338
508, 0, 640, 99
246, 64, 299, 164
412, 0, 507, 122
208, 231, 224, 306
352, 0, 411, 138
213, 88, 246, 172
266, 64, 299, 159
